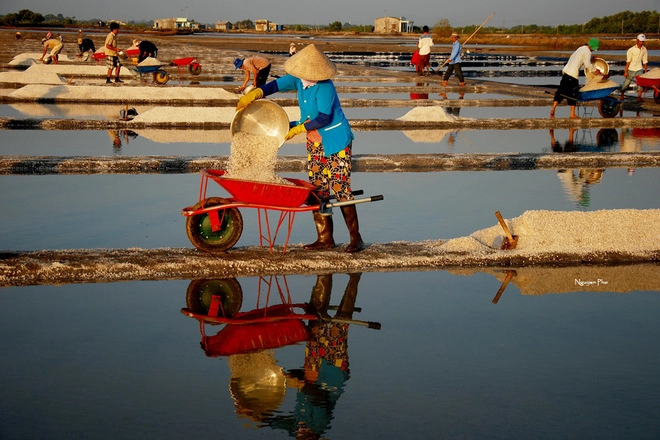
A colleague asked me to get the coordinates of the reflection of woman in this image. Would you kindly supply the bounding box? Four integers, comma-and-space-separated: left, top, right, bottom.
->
269, 273, 361, 439
557, 168, 604, 207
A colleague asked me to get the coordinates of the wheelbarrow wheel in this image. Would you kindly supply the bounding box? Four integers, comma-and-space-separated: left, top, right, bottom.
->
598, 98, 620, 118
189, 63, 202, 75
186, 197, 243, 253
153, 70, 169, 85
186, 278, 243, 318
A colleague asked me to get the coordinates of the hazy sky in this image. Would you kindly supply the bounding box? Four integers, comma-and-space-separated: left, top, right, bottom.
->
1, 0, 657, 28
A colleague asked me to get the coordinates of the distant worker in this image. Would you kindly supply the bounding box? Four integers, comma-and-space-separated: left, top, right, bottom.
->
78, 38, 96, 58
442, 32, 464, 87
104, 22, 123, 84
133, 39, 158, 63
550, 38, 599, 119
620, 34, 648, 102
234, 56, 272, 93
416, 25, 434, 76
39, 37, 63, 64
76, 29, 84, 52
289, 42, 297, 56
15, 31, 21, 40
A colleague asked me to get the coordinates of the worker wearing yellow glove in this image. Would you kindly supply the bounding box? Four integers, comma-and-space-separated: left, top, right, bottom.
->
285, 123, 307, 141
236, 87, 264, 112
236, 44, 365, 253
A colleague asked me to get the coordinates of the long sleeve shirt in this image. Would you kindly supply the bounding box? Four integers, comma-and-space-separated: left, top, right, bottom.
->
562, 45, 593, 79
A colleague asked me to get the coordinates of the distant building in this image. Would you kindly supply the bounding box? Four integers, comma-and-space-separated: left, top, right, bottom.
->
215, 20, 233, 31
374, 16, 414, 33
153, 17, 193, 31
255, 19, 270, 31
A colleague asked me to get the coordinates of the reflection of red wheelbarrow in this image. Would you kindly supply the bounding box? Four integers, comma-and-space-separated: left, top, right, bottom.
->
181, 276, 381, 357
181, 169, 384, 254
634, 75, 660, 104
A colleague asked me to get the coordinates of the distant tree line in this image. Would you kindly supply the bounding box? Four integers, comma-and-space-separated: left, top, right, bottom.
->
448, 10, 659, 36
1, 8, 657, 35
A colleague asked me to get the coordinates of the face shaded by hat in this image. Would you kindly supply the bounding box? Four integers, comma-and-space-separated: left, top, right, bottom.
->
234, 58, 244, 69
283, 44, 337, 81
637, 34, 646, 42
588, 38, 599, 51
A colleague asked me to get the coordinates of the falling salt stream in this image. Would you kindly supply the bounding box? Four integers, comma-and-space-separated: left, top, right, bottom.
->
226, 132, 292, 185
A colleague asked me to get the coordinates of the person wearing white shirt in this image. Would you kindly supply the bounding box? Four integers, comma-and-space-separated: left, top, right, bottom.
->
620, 34, 649, 101
550, 38, 599, 119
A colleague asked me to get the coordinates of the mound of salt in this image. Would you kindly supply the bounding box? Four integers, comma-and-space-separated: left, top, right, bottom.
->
580, 78, 619, 92
637, 67, 660, 79
138, 57, 164, 67
398, 106, 457, 122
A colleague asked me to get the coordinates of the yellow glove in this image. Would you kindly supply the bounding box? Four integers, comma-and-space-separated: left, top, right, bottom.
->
236, 87, 264, 112
285, 123, 307, 141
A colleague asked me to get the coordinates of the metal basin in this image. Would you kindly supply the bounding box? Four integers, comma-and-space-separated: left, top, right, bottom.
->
594, 57, 609, 75
230, 99, 289, 147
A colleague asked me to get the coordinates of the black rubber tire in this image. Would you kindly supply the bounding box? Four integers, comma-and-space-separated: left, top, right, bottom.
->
189, 63, 202, 75
186, 278, 243, 318
598, 99, 620, 118
153, 70, 169, 85
185, 197, 243, 253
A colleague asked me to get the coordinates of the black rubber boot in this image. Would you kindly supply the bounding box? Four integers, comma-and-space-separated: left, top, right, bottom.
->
303, 212, 335, 250
340, 205, 364, 253
335, 273, 361, 319
307, 274, 332, 319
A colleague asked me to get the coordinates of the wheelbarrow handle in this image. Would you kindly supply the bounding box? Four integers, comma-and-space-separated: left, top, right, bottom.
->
325, 195, 384, 209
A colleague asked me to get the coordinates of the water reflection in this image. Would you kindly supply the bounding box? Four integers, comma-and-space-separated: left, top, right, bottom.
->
181, 274, 380, 439
107, 129, 138, 149
549, 128, 618, 153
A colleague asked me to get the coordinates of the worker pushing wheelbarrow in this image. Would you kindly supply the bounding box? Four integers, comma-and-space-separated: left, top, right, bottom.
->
181, 99, 383, 254
550, 50, 622, 119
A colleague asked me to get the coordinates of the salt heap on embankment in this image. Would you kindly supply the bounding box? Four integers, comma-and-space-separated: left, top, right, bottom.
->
438, 209, 660, 258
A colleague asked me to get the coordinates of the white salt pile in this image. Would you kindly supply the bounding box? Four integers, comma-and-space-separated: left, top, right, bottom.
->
580, 78, 619, 92
440, 209, 660, 255
0, 69, 65, 85
637, 67, 660, 79
138, 57, 164, 67
398, 106, 457, 122
226, 132, 291, 185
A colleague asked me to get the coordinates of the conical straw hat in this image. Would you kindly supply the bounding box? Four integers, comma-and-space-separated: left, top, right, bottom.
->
283, 44, 337, 81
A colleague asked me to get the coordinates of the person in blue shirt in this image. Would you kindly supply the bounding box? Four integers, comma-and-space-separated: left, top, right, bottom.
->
442, 32, 465, 87
237, 44, 365, 253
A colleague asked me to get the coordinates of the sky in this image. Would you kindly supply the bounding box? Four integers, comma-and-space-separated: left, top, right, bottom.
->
1, 0, 657, 28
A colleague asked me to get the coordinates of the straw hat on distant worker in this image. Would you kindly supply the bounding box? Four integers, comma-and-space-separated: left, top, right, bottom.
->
283, 44, 337, 81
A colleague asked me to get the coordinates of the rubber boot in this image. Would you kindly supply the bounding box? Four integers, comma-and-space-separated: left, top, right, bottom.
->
303, 211, 335, 250
340, 205, 364, 253
307, 274, 332, 319
335, 273, 361, 319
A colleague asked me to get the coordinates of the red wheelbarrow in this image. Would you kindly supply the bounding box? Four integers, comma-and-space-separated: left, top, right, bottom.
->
635, 74, 660, 104
181, 169, 384, 254
168, 56, 202, 75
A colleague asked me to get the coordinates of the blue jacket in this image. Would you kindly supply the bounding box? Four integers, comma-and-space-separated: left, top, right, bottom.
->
263, 75, 354, 156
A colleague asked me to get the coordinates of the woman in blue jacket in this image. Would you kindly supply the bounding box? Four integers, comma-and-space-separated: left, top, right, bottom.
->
237, 44, 364, 252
